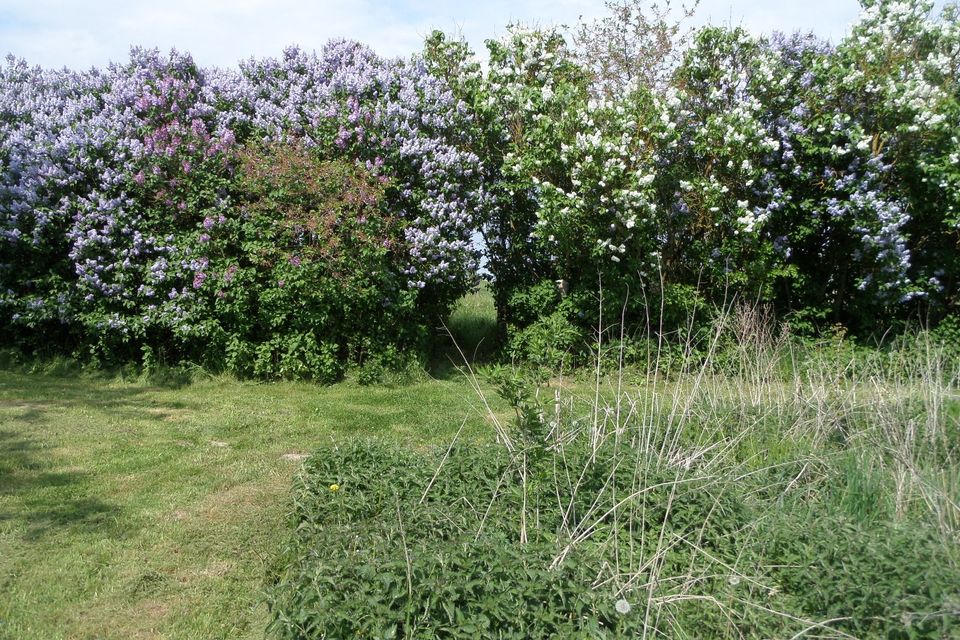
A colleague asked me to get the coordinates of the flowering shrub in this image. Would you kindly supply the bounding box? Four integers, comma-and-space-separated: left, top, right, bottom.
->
1, 0, 958, 373
0, 44, 484, 375
233, 42, 486, 298
435, 0, 959, 352
215, 143, 420, 380
423, 28, 589, 331
0, 48, 234, 361
821, 0, 960, 325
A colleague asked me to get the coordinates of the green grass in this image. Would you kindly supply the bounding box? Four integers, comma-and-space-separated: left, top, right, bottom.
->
269, 332, 960, 638
0, 369, 504, 640
445, 282, 498, 362
3, 301, 958, 638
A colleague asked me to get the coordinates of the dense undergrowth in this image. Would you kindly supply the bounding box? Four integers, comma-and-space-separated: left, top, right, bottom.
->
269, 309, 960, 638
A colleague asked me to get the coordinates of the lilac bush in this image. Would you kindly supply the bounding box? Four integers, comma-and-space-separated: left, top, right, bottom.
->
1, 0, 957, 374
233, 41, 485, 295
0, 43, 486, 375
451, 0, 959, 348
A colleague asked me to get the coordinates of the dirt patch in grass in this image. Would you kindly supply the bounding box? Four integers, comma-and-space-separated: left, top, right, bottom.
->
191, 480, 285, 524
145, 407, 194, 422
177, 559, 234, 583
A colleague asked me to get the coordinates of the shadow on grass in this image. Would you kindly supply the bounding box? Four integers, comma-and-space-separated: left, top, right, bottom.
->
0, 429, 126, 542
0, 349, 196, 390
0, 369, 186, 417
429, 286, 501, 380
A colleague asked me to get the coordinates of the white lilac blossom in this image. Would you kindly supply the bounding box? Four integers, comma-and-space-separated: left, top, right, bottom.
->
452, 4, 955, 335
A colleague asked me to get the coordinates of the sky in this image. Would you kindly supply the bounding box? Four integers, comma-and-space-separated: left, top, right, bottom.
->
0, 0, 874, 70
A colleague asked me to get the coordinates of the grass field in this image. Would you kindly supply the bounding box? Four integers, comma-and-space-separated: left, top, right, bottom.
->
3, 290, 959, 638
445, 283, 499, 363
0, 369, 504, 640
263, 321, 960, 638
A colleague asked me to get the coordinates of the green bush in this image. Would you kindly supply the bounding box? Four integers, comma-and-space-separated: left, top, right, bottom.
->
932, 314, 960, 361
507, 311, 583, 371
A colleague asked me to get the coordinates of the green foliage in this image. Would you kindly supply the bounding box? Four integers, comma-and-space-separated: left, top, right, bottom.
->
501, 280, 586, 370
507, 311, 583, 371
762, 514, 960, 638
271, 433, 960, 638
355, 342, 422, 386
271, 328, 960, 637
268, 441, 744, 639
932, 314, 960, 360
182, 142, 432, 381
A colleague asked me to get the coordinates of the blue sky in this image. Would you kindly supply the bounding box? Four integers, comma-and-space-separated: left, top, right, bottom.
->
0, 0, 869, 69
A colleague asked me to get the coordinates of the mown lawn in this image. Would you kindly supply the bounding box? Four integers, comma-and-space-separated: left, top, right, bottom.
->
0, 369, 502, 639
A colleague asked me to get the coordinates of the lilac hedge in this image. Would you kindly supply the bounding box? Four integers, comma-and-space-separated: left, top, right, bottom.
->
2, 0, 958, 375
0, 43, 486, 377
